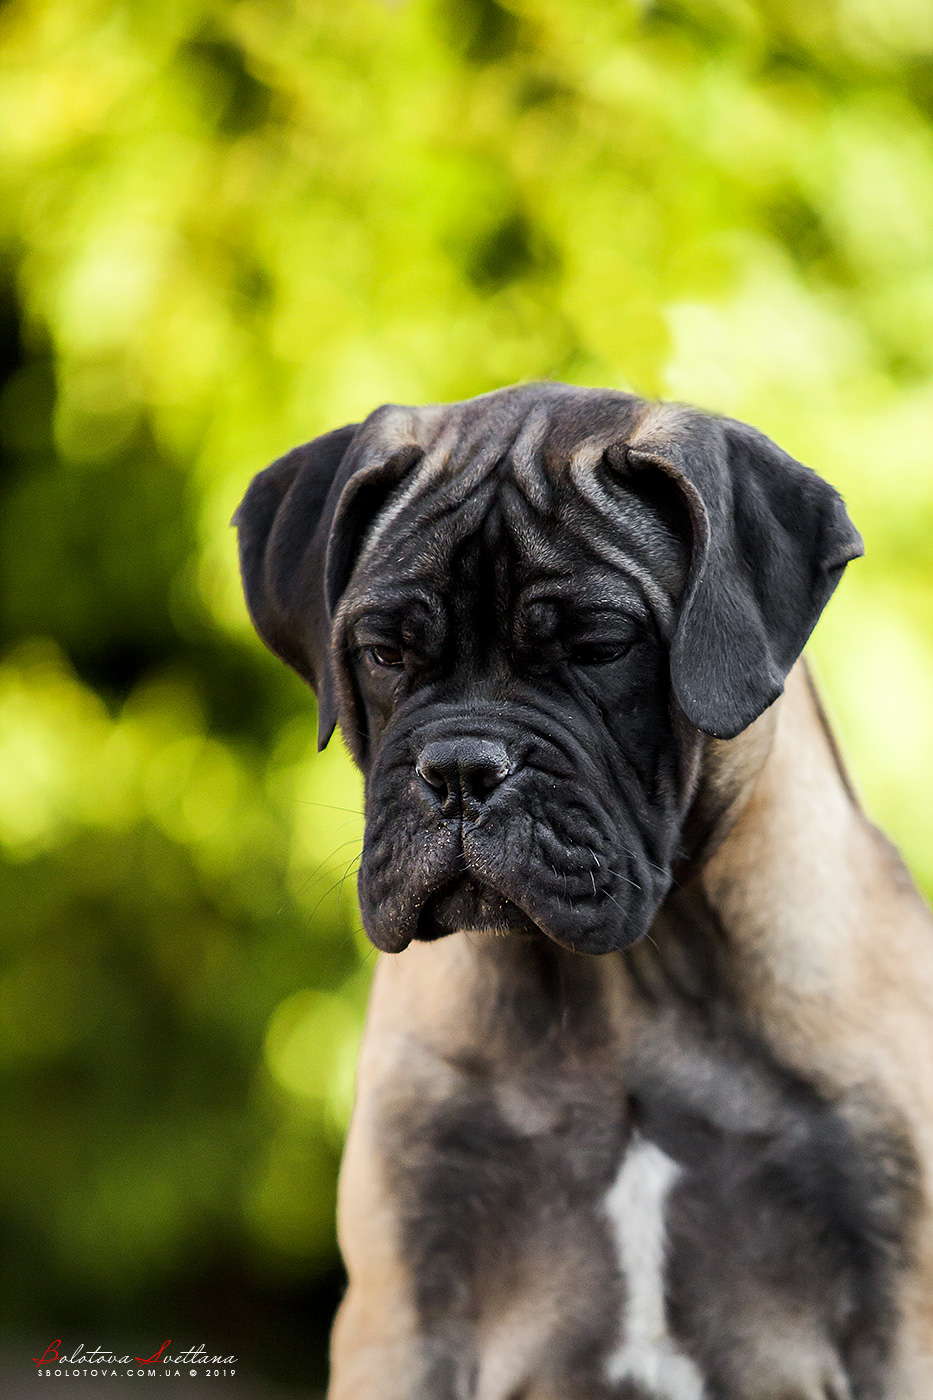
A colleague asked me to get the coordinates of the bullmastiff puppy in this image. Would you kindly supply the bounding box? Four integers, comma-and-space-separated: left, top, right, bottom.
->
236, 383, 933, 1399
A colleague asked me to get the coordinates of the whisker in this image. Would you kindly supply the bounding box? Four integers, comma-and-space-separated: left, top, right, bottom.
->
306, 858, 362, 922
293, 801, 364, 816
336, 852, 363, 913
588, 845, 648, 890
616, 844, 667, 877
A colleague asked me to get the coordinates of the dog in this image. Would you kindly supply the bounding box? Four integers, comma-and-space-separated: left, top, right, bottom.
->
236, 383, 933, 1399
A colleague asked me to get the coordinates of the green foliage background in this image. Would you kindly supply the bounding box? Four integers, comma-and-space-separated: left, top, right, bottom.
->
2, 0, 933, 1386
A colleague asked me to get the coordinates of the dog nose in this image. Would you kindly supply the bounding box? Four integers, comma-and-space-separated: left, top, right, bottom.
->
415, 739, 512, 812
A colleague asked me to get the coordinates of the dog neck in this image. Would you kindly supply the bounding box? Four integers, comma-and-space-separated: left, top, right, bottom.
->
628, 660, 868, 1026
673, 660, 847, 882
694, 659, 863, 975
680, 661, 930, 1090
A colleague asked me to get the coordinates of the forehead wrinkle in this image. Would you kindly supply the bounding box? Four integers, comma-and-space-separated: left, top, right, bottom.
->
497, 471, 670, 629
577, 484, 681, 581
568, 434, 683, 587
498, 492, 564, 581
342, 578, 439, 626
432, 438, 505, 508
426, 394, 527, 480
355, 477, 501, 623
568, 461, 682, 626
352, 426, 457, 571
356, 397, 566, 576
517, 566, 652, 622
385, 450, 551, 587
413, 470, 499, 543
507, 404, 553, 513
352, 418, 498, 575
575, 520, 679, 635
351, 397, 686, 641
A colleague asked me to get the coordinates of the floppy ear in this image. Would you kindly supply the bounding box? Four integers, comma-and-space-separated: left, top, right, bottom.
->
234, 417, 424, 751
623, 410, 863, 741
234, 423, 360, 748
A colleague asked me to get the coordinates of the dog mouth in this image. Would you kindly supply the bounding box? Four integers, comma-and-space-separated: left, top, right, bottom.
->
358, 763, 674, 955
416, 876, 539, 942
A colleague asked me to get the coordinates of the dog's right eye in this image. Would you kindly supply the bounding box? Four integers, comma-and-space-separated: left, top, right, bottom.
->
366, 645, 404, 669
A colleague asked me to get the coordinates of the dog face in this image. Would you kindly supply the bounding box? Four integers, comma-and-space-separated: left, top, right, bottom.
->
236, 384, 862, 954
338, 425, 689, 955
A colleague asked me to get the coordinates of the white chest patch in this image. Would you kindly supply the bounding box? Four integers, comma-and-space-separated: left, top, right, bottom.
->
603, 1134, 705, 1400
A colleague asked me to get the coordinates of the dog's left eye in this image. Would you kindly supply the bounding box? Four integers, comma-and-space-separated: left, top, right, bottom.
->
570, 641, 631, 665
366, 644, 405, 669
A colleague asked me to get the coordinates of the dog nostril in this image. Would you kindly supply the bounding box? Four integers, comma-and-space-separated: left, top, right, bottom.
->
469, 756, 511, 800
415, 739, 513, 809
416, 752, 451, 797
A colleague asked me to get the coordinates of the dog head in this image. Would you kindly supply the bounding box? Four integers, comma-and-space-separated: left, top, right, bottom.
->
235, 384, 861, 955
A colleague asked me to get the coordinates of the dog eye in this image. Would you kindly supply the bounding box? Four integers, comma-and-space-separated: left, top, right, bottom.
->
570, 641, 631, 665
366, 644, 404, 669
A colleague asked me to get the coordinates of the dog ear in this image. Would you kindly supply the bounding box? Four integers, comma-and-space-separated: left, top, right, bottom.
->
234, 423, 361, 748
234, 418, 424, 751
622, 410, 863, 741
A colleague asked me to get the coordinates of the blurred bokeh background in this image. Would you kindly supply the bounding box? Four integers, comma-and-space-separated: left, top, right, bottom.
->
2, 0, 933, 1391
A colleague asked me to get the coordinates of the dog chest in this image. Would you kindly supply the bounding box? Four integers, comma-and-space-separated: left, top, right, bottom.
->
374, 988, 912, 1400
